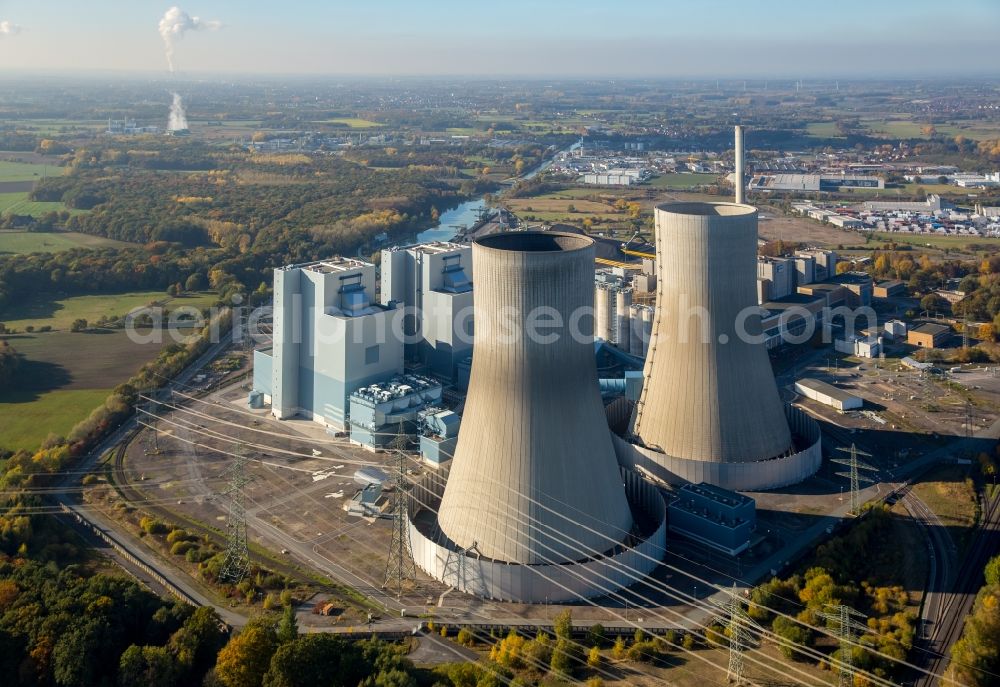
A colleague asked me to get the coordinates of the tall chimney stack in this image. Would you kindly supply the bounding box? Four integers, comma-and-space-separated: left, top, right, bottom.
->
734, 125, 745, 204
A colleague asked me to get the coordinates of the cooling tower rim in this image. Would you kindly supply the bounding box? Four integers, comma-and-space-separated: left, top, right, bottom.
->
474, 230, 593, 254
654, 201, 757, 218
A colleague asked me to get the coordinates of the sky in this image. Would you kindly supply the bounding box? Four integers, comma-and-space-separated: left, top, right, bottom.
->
0, 0, 998, 78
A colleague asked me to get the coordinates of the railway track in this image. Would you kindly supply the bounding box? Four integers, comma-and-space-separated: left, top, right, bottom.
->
916, 487, 1000, 686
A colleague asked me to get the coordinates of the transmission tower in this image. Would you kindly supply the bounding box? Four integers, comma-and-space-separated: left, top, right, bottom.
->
832, 444, 877, 514
383, 425, 416, 598
220, 443, 252, 584
710, 584, 761, 685
819, 604, 869, 687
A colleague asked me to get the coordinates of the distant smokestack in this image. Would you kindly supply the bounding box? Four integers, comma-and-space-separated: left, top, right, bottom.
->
734, 125, 745, 204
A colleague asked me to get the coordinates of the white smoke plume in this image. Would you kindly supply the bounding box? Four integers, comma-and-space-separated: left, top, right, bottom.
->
0, 20, 21, 36
158, 6, 221, 72
168, 92, 188, 131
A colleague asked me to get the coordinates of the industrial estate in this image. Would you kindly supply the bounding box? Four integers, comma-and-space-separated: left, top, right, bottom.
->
3, 14, 1000, 684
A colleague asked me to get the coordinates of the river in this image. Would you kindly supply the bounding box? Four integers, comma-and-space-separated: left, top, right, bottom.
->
414, 138, 582, 243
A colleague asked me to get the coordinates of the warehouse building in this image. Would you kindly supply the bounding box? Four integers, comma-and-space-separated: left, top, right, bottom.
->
908, 322, 951, 349
794, 378, 863, 411
380, 242, 474, 381
252, 258, 404, 431
874, 280, 907, 298
667, 482, 756, 556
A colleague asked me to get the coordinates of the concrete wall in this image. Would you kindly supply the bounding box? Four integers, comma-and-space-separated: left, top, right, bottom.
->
410, 469, 666, 603
616, 405, 821, 491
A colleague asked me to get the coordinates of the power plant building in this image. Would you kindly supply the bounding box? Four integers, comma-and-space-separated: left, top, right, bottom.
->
380, 242, 474, 380
408, 232, 666, 603
667, 483, 756, 556
252, 258, 404, 430
619, 203, 822, 491
347, 375, 443, 449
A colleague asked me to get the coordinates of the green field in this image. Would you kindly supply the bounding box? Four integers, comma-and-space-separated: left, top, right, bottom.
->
0, 231, 130, 254
0, 160, 61, 182
870, 231, 1000, 251
0, 191, 84, 217
0, 388, 112, 452
647, 172, 718, 189
1, 290, 219, 332
806, 121, 842, 138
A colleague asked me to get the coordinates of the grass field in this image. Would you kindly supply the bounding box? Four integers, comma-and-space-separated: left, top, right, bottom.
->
806, 121, 842, 138
0, 191, 84, 217
0, 326, 195, 450
911, 464, 978, 555
646, 173, 719, 189
0, 230, 129, 254
0, 160, 61, 182
869, 231, 1000, 251
0, 388, 112, 451
1, 290, 219, 332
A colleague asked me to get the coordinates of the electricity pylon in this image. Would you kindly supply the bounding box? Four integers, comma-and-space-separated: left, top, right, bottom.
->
819, 604, 869, 687
220, 443, 252, 583
832, 444, 877, 515
383, 425, 416, 598
711, 584, 761, 685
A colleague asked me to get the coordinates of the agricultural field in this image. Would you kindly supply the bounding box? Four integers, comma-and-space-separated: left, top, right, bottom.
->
0, 330, 170, 451
506, 196, 621, 223
0, 191, 85, 217
313, 117, 382, 128
0, 160, 62, 182
805, 121, 841, 138
868, 231, 1000, 252
1, 290, 219, 332
646, 173, 719, 189
0, 230, 129, 254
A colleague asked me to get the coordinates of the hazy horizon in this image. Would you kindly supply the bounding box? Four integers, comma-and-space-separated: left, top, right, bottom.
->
0, 0, 998, 79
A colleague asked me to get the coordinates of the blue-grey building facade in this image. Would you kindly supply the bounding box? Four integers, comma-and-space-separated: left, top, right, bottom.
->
252, 258, 404, 431
667, 482, 756, 555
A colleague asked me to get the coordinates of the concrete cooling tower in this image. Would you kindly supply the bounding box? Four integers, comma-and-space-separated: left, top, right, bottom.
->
408, 232, 666, 603
619, 203, 821, 491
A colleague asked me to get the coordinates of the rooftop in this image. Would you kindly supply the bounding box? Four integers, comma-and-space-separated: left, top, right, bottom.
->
911, 322, 950, 336
280, 256, 373, 274
796, 378, 861, 404
679, 482, 753, 509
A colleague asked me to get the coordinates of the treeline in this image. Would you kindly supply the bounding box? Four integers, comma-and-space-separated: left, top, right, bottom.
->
948, 553, 1000, 685
0, 340, 19, 389
749, 506, 917, 681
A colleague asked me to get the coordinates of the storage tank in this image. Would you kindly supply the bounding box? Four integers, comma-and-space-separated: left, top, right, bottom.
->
615, 288, 632, 351
594, 282, 613, 342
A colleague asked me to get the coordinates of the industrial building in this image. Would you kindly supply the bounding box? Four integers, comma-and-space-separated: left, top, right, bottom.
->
749, 173, 883, 192
252, 258, 404, 430
908, 322, 951, 348
757, 256, 797, 301
619, 202, 822, 491
794, 378, 862, 412
835, 334, 882, 358
667, 483, 756, 556
380, 242, 474, 380
418, 408, 460, 467
884, 319, 908, 340
347, 375, 443, 449
409, 231, 666, 603
874, 280, 907, 298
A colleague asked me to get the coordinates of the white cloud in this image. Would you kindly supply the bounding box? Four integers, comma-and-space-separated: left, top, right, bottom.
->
0, 20, 21, 37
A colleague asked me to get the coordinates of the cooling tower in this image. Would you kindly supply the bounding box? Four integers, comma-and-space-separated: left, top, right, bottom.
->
409, 231, 666, 602
620, 203, 821, 491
